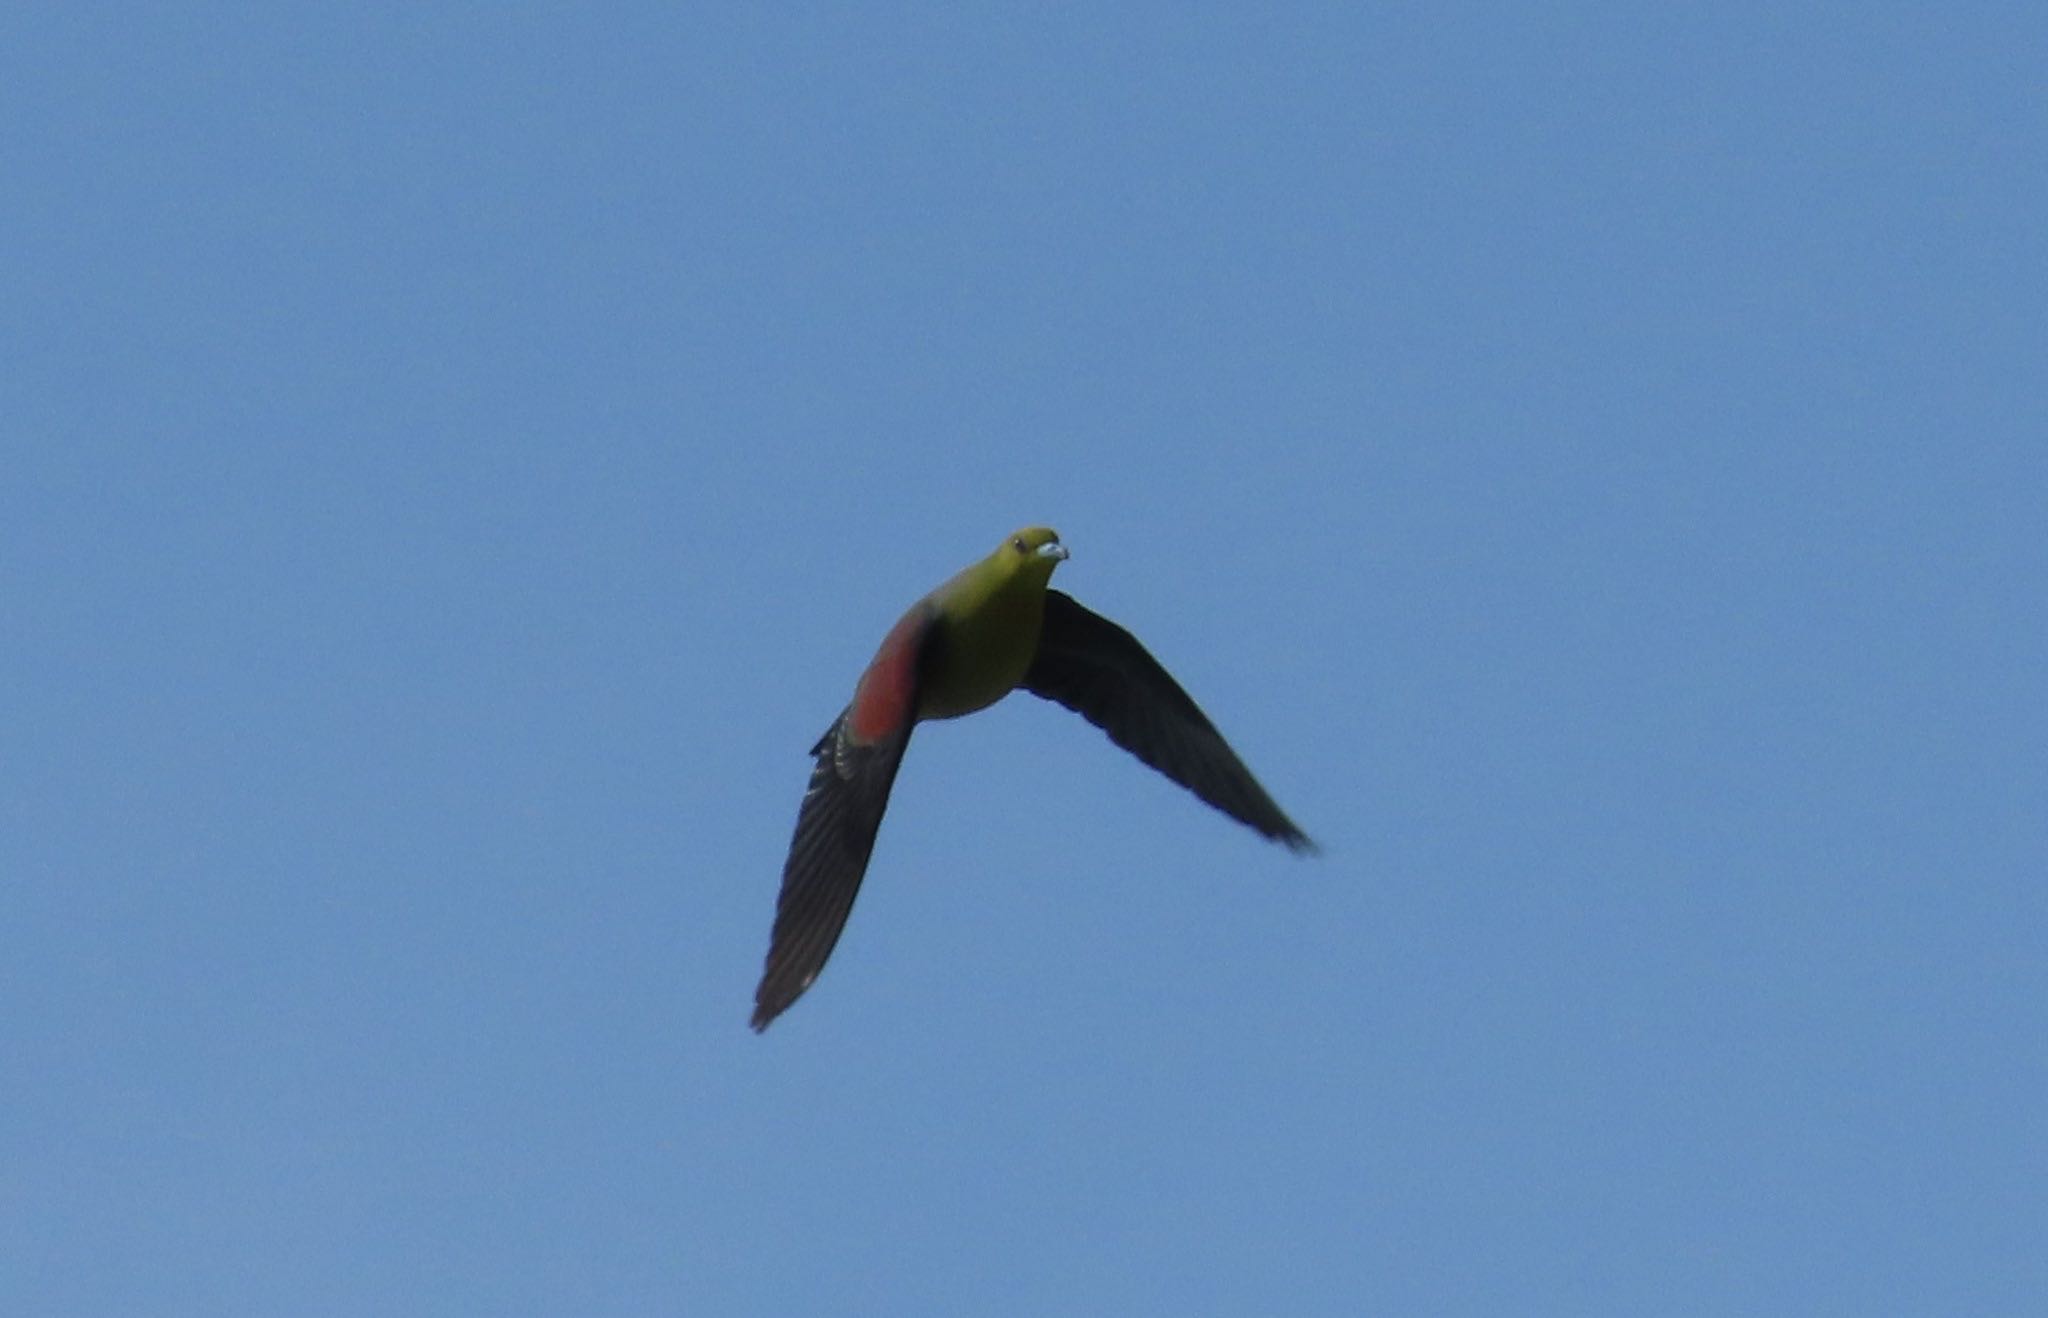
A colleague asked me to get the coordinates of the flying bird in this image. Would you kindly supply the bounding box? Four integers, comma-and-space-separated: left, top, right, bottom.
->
752, 526, 1314, 1030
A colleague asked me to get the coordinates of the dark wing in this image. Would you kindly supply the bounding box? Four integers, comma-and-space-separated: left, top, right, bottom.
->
753, 599, 944, 1032
1023, 589, 1314, 851
750, 713, 914, 1030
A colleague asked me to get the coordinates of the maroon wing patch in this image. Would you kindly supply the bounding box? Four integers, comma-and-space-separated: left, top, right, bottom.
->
847, 603, 931, 743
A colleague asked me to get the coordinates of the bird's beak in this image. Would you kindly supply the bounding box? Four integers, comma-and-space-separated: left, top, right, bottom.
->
1036, 540, 1070, 562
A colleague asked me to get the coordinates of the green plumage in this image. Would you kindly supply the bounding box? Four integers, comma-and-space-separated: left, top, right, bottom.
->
915, 527, 1065, 719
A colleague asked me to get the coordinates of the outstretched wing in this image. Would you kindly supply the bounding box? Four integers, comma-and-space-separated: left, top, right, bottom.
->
1022, 589, 1314, 851
752, 603, 934, 1031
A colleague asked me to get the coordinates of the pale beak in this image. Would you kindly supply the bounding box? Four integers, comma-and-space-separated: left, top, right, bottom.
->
1036, 540, 1070, 562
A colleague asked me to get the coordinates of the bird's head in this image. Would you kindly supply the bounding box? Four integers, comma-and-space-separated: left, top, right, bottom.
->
998, 526, 1069, 583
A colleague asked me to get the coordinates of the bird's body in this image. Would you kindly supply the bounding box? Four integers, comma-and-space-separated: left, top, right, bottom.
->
897, 550, 1056, 723
752, 526, 1312, 1031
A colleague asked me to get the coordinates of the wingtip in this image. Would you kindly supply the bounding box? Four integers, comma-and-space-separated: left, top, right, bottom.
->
1261, 814, 1317, 854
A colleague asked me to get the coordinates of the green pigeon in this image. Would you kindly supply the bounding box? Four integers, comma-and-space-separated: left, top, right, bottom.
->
752, 526, 1314, 1030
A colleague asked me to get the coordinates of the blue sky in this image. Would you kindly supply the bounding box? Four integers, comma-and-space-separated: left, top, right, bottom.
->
4, 5, 2044, 1314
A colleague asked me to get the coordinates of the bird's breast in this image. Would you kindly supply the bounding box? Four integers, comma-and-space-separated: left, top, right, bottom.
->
916, 587, 1045, 721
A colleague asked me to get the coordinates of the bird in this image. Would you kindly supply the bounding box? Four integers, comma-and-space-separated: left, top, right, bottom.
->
751, 526, 1314, 1030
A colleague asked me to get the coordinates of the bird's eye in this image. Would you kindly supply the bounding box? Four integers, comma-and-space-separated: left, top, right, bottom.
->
1012, 536, 1026, 553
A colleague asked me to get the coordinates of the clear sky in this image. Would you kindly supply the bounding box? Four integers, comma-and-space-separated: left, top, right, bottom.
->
5, 5, 2044, 1315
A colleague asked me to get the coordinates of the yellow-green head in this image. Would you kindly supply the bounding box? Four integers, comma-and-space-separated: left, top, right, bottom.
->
994, 525, 1069, 584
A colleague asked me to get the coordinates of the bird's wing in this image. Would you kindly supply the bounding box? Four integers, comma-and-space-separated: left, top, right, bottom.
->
752, 604, 934, 1031
1022, 589, 1314, 851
